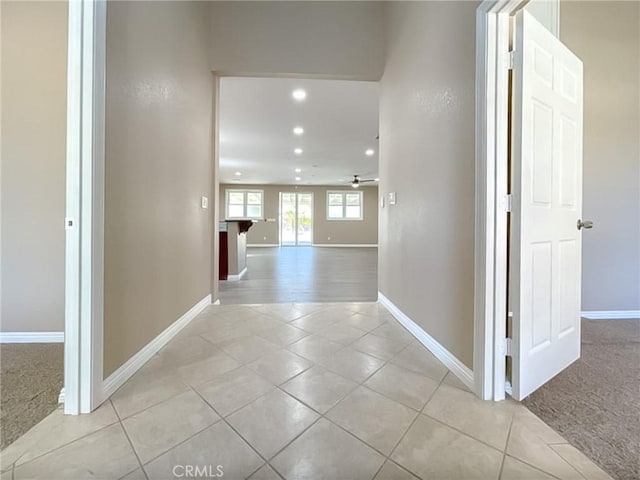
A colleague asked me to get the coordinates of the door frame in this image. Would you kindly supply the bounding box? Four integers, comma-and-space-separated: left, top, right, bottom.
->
279, 191, 314, 246
64, 0, 106, 414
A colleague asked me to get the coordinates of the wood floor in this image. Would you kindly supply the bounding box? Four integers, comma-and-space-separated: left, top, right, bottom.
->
218, 247, 378, 304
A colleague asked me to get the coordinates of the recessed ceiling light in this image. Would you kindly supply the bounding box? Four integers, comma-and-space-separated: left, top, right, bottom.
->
365, 149, 375, 156
292, 89, 307, 101
295, 168, 302, 173
295, 176, 301, 181
294, 148, 303, 155
235, 171, 242, 176
293, 126, 304, 135
375, 178, 380, 182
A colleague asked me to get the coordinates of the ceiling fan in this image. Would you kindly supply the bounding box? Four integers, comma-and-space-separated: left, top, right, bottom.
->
350, 175, 377, 188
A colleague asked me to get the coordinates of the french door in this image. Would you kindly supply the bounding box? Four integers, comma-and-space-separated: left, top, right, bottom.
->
280, 192, 313, 246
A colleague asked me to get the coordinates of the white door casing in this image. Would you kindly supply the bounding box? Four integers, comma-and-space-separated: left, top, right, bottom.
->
510, 11, 583, 400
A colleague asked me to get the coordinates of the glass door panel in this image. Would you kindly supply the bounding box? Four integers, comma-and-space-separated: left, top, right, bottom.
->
297, 193, 313, 245
280, 192, 313, 246
280, 193, 296, 246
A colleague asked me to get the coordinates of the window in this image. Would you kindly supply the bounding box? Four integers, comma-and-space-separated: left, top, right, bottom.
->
327, 191, 363, 220
226, 189, 264, 219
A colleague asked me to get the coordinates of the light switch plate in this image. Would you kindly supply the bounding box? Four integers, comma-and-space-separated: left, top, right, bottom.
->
388, 192, 397, 205
380, 195, 385, 208
201, 196, 209, 209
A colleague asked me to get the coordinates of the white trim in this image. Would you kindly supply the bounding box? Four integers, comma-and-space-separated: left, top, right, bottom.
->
311, 244, 378, 248
225, 268, 247, 281
0, 332, 65, 343
65, 0, 107, 415
247, 244, 280, 247
58, 388, 66, 404
581, 311, 640, 320
101, 294, 211, 401
378, 292, 475, 391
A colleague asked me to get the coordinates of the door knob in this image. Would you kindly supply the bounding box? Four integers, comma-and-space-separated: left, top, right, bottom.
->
577, 219, 593, 230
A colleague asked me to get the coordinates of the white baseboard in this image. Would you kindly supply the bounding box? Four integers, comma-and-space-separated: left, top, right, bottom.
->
58, 387, 65, 404
378, 292, 475, 391
226, 267, 247, 281
311, 244, 378, 248
0, 331, 64, 343
581, 310, 640, 320
101, 294, 212, 401
247, 244, 280, 247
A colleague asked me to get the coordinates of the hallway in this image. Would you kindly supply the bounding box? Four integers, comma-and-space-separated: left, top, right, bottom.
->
0, 303, 610, 479
219, 247, 378, 304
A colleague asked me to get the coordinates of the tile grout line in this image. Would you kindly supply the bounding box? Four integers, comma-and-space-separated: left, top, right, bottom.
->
376, 370, 450, 480
110, 398, 150, 480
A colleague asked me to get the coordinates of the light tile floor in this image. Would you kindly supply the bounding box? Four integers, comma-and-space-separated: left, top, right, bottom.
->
0, 303, 612, 480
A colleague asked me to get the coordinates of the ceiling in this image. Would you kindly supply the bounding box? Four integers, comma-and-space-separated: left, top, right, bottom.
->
219, 77, 379, 186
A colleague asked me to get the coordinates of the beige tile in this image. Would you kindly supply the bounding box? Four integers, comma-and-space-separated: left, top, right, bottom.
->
271, 418, 385, 480
315, 323, 367, 345
390, 345, 449, 381
195, 367, 274, 417
175, 350, 241, 387
251, 304, 308, 322
371, 322, 415, 344
351, 333, 407, 361
218, 335, 281, 364
123, 390, 220, 464
0, 401, 119, 467
144, 422, 263, 480
155, 335, 218, 369
111, 369, 189, 419
550, 444, 612, 480
287, 335, 343, 363
423, 384, 513, 451
365, 363, 439, 411
0, 468, 11, 480
513, 408, 567, 444
248, 464, 281, 480
289, 311, 342, 334
257, 324, 309, 346
442, 370, 473, 392
316, 347, 385, 383
120, 468, 148, 480
327, 386, 417, 455
391, 415, 503, 480
348, 303, 389, 317
507, 412, 583, 479
246, 350, 313, 385
343, 313, 387, 332
14, 423, 138, 480
200, 318, 265, 345
500, 456, 556, 480
282, 366, 358, 413
216, 305, 263, 322
227, 389, 319, 459
374, 461, 420, 480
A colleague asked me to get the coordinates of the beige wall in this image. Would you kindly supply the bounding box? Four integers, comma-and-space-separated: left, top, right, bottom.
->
379, 2, 478, 369
209, 1, 385, 80
104, 1, 213, 376
220, 185, 379, 246
1, 1, 68, 333
561, 1, 640, 311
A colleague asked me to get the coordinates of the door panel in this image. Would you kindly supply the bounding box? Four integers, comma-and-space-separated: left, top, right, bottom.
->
510, 11, 583, 400
280, 192, 313, 246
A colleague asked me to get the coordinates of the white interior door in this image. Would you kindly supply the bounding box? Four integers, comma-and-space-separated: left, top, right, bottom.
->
510, 10, 584, 400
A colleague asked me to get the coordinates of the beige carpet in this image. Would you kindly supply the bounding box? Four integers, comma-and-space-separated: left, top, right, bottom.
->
0, 343, 64, 450
523, 318, 640, 480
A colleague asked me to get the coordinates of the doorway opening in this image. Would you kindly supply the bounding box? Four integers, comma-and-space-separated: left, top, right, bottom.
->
280, 192, 313, 246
